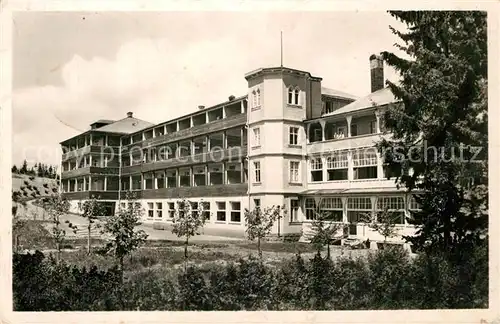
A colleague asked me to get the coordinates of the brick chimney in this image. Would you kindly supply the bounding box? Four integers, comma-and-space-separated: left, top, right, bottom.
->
127, 112, 133, 118
369, 54, 384, 92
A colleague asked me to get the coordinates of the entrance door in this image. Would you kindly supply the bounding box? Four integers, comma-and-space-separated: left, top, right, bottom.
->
347, 211, 359, 236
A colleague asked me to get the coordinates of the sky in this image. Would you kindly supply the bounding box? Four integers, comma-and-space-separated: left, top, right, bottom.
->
12, 11, 405, 166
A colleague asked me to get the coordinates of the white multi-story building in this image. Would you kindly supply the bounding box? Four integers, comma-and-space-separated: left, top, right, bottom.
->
60, 54, 418, 247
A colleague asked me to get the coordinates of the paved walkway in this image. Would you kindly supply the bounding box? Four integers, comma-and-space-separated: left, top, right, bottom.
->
20, 200, 245, 242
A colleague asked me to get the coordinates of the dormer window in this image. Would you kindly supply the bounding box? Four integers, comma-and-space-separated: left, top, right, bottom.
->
288, 86, 300, 105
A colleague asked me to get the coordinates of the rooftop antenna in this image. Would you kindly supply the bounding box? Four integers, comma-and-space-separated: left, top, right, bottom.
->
280, 31, 283, 67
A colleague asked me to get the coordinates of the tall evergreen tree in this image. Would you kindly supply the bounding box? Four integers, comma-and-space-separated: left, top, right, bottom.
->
378, 11, 487, 253
20, 160, 28, 174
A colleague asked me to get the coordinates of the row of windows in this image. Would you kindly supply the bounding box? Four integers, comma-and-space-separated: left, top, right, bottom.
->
252, 161, 301, 184
123, 162, 248, 190
251, 126, 301, 147
142, 200, 242, 223
250, 86, 302, 109
303, 196, 421, 223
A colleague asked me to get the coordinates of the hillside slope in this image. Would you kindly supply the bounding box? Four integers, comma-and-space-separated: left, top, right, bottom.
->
12, 173, 59, 199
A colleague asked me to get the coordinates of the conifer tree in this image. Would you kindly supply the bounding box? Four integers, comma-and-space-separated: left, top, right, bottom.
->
378, 11, 487, 253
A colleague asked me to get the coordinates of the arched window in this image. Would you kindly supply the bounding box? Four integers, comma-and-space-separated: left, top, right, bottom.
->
256, 88, 261, 107
252, 90, 257, 107
294, 87, 300, 105
288, 86, 294, 104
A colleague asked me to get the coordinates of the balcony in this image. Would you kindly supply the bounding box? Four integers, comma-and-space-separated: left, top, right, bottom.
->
62, 190, 119, 200
307, 132, 390, 154
62, 145, 120, 161
61, 166, 120, 179
121, 146, 247, 175
123, 113, 247, 149
121, 183, 248, 199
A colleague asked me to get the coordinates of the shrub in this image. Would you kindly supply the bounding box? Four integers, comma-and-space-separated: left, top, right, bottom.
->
12, 244, 488, 311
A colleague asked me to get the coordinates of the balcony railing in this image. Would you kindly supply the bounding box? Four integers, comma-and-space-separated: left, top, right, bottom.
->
119, 183, 248, 199
61, 166, 120, 179
123, 113, 247, 150
121, 146, 247, 175
62, 145, 120, 161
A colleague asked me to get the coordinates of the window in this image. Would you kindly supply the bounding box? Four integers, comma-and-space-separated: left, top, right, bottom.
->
319, 197, 343, 222
325, 101, 333, 114
147, 202, 154, 218
290, 199, 299, 222
256, 89, 261, 107
230, 202, 241, 222
351, 124, 358, 137
156, 202, 163, 218
193, 166, 206, 186
208, 164, 223, 185
294, 88, 300, 105
179, 168, 191, 187
376, 196, 405, 224
144, 173, 153, 190
353, 149, 378, 180
347, 197, 372, 223
131, 175, 141, 190
216, 201, 226, 221
314, 128, 322, 142
289, 127, 299, 145
201, 201, 210, 220
253, 128, 261, 147
254, 161, 261, 183
288, 87, 294, 104
326, 151, 348, 181
310, 158, 323, 182
166, 170, 177, 188
305, 198, 316, 220
168, 202, 175, 218
155, 171, 165, 189
370, 120, 377, 134
289, 161, 300, 183
254, 199, 261, 208
252, 90, 257, 107
191, 201, 199, 218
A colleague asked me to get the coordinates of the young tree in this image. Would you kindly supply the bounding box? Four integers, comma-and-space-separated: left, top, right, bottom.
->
244, 205, 284, 260
309, 203, 347, 258
362, 206, 400, 244
377, 11, 487, 253
12, 165, 18, 173
43, 194, 77, 260
78, 195, 106, 254
171, 198, 207, 270
101, 192, 148, 278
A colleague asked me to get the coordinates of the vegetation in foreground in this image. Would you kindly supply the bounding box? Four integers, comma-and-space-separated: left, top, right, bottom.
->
13, 244, 487, 311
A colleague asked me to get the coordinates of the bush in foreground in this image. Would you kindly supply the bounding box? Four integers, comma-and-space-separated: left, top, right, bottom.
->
13, 244, 488, 311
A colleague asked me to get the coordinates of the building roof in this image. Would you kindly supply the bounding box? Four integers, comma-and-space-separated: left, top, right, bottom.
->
95, 116, 155, 134
321, 87, 358, 101
245, 66, 322, 82
92, 119, 115, 124
323, 87, 397, 117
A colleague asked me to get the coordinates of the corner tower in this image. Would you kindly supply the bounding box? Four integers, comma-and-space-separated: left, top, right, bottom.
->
244, 67, 323, 237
